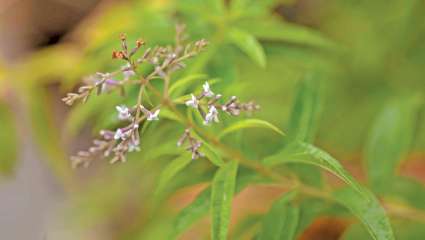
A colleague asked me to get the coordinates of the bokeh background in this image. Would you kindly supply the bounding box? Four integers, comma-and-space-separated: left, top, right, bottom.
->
0, 0, 424, 239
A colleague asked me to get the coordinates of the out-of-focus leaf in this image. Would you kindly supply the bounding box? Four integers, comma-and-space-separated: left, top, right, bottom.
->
170, 187, 211, 239
178, 0, 224, 17
232, 214, 261, 240
64, 93, 121, 137
383, 176, 425, 211
228, 28, 266, 68
230, 0, 284, 18
286, 73, 324, 187
365, 96, 421, 190
287, 74, 323, 142
236, 18, 339, 51
258, 191, 299, 240
211, 161, 238, 240
295, 198, 328, 237
154, 153, 193, 199
344, 221, 425, 240
169, 74, 207, 97
334, 187, 395, 240
263, 142, 364, 196
0, 102, 18, 175
219, 119, 284, 139
25, 87, 73, 184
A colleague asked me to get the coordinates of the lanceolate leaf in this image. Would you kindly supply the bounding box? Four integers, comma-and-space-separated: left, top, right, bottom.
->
365, 96, 421, 191
219, 119, 284, 139
154, 153, 193, 199
287, 74, 323, 142
236, 18, 339, 51
169, 74, 207, 97
263, 142, 395, 240
263, 142, 364, 196
286, 73, 323, 187
170, 187, 212, 239
171, 171, 259, 239
334, 187, 395, 240
258, 191, 299, 240
228, 28, 267, 68
211, 161, 239, 240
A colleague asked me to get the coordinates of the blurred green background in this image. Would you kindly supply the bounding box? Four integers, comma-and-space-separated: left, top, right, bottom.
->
0, 0, 424, 239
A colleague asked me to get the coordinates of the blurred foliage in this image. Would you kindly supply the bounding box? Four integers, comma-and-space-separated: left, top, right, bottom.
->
0, 0, 424, 239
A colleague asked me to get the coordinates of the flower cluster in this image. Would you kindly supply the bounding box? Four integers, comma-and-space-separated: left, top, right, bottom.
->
185, 82, 260, 125
70, 104, 160, 167
64, 25, 259, 168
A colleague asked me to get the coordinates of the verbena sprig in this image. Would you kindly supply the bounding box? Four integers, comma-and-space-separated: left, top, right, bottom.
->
63, 25, 259, 168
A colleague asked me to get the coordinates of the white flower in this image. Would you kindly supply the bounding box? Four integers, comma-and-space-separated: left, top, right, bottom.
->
116, 105, 132, 120
114, 129, 124, 140
202, 82, 214, 97
185, 94, 199, 108
204, 106, 219, 125
147, 109, 160, 121
122, 64, 136, 80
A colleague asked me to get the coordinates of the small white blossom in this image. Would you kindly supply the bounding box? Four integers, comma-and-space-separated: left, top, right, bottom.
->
114, 129, 124, 140
147, 109, 160, 121
185, 94, 199, 108
116, 105, 132, 120
204, 106, 219, 125
202, 82, 214, 97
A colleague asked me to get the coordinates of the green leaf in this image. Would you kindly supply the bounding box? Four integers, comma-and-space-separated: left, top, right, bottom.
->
258, 191, 299, 240
228, 28, 266, 68
334, 187, 395, 240
287, 73, 323, 142
202, 141, 226, 167
230, 0, 281, 18
236, 18, 339, 51
365, 96, 421, 190
171, 171, 260, 239
263, 142, 364, 196
0, 102, 18, 176
170, 187, 212, 239
211, 161, 238, 240
383, 176, 425, 211
169, 74, 207, 97
286, 73, 324, 187
64, 93, 121, 137
154, 153, 193, 200
263, 142, 395, 240
219, 119, 284, 139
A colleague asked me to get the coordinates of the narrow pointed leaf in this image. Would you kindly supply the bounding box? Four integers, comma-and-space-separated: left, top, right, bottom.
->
286, 73, 323, 187
365, 96, 421, 190
228, 28, 266, 68
263, 142, 395, 240
264, 142, 364, 196
219, 119, 284, 139
287, 74, 323, 142
154, 153, 193, 199
236, 18, 339, 51
170, 187, 212, 239
334, 187, 395, 240
171, 172, 259, 239
169, 74, 207, 97
259, 191, 300, 240
211, 161, 238, 240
